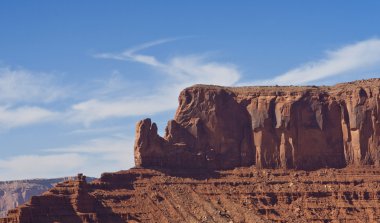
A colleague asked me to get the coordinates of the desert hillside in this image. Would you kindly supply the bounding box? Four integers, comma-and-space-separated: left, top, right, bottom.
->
0, 178, 72, 217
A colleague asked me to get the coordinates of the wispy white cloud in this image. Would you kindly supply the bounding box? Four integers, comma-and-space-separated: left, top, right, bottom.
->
0, 67, 67, 130
0, 106, 58, 130
96, 39, 240, 85
68, 94, 176, 125
126, 38, 181, 55
166, 55, 240, 86
95, 37, 180, 66
0, 67, 68, 103
0, 153, 86, 181
71, 39, 241, 124
67, 125, 128, 135
47, 136, 133, 155
0, 136, 135, 180
243, 38, 380, 85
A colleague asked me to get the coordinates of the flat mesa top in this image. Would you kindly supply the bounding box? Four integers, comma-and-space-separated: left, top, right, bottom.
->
188, 78, 380, 96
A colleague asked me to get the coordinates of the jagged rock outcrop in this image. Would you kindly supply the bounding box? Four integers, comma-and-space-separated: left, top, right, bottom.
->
135, 78, 380, 170
135, 87, 254, 169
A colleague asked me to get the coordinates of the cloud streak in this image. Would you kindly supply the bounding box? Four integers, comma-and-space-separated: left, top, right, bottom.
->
0, 67, 67, 130
0, 136, 135, 180
73, 39, 241, 124
0, 153, 86, 181
244, 38, 380, 85
95, 38, 240, 85
0, 67, 68, 103
0, 106, 58, 129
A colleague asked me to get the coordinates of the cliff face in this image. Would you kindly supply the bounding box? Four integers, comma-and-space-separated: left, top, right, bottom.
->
135, 79, 380, 170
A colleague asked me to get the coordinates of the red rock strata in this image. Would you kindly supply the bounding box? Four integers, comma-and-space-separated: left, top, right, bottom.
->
135, 78, 380, 170
2, 168, 380, 222
1, 78, 380, 223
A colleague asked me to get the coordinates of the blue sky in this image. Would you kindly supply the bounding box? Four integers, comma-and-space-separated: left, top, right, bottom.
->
0, 1, 380, 180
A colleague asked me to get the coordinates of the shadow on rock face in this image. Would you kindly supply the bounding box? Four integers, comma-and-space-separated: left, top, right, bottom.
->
152, 168, 221, 180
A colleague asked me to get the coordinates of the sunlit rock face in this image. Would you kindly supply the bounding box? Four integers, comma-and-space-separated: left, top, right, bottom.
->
135, 78, 380, 170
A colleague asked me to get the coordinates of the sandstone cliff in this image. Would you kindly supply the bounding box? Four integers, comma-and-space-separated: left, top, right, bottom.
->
135, 78, 380, 170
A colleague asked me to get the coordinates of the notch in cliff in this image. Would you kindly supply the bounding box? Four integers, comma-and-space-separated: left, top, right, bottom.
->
134, 78, 380, 170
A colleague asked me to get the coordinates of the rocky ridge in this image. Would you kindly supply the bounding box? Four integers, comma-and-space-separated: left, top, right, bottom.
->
1, 78, 380, 223
0, 177, 95, 218
2, 168, 380, 222
0, 178, 65, 217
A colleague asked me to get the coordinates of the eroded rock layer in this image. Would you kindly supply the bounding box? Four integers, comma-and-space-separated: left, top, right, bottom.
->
135, 78, 380, 170
3, 167, 380, 222
0, 178, 67, 218
0, 177, 96, 218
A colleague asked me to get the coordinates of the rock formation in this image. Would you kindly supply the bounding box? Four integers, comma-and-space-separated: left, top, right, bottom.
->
2, 167, 380, 222
135, 78, 380, 170
0, 177, 95, 218
1, 78, 380, 223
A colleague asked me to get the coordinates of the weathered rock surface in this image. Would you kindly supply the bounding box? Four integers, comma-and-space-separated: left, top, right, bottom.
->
0, 178, 74, 217
0, 177, 96, 218
3, 167, 380, 222
135, 78, 380, 170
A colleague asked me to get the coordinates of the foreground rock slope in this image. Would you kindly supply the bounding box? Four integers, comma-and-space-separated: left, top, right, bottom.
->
2, 168, 380, 222
0, 178, 71, 217
1, 78, 380, 223
0, 177, 96, 218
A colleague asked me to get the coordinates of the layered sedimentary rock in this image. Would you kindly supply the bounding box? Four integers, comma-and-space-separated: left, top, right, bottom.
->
0, 175, 100, 223
3, 167, 380, 222
0, 177, 96, 218
0, 179, 59, 217
135, 78, 380, 170
0, 178, 67, 217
